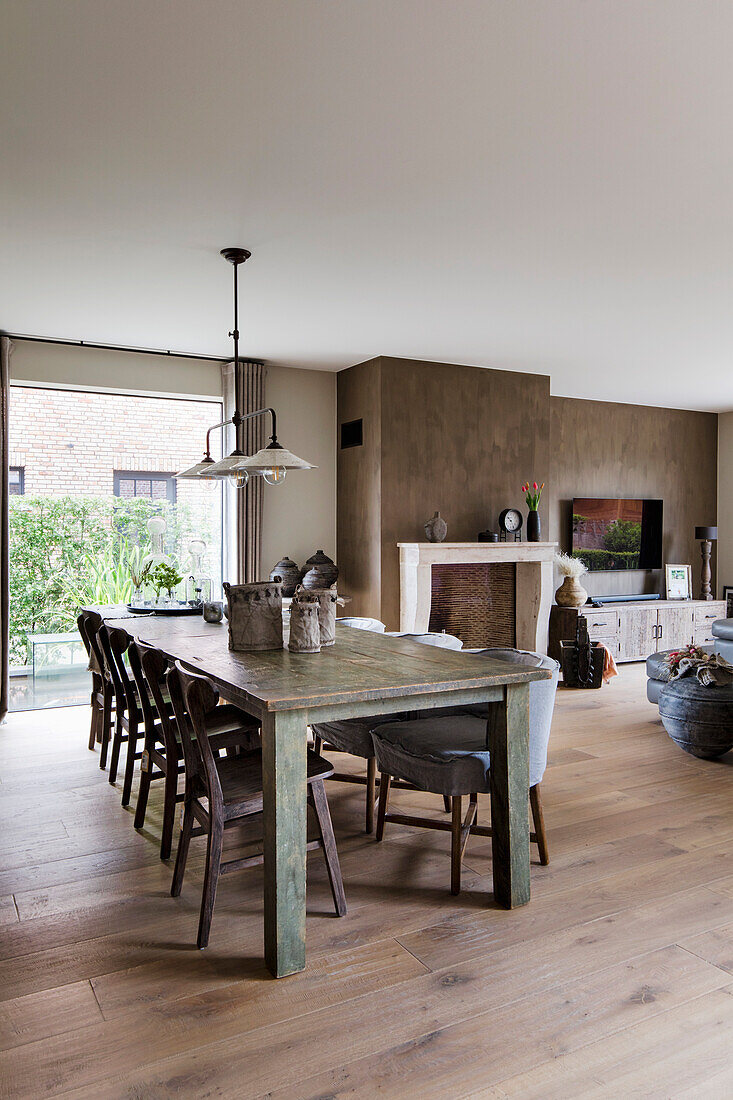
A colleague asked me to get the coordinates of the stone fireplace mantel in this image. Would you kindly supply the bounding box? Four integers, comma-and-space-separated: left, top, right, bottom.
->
398, 542, 557, 654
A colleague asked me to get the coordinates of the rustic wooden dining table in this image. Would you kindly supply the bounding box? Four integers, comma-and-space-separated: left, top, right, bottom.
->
99, 610, 550, 978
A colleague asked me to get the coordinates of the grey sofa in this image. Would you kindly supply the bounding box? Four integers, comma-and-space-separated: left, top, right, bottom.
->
712, 619, 733, 663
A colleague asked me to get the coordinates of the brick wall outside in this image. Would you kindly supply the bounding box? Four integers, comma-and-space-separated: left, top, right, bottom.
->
8, 385, 224, 584
8, 386, 222, 511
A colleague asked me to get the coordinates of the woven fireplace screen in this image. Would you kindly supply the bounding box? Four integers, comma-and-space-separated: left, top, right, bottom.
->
428, 563, 516, 649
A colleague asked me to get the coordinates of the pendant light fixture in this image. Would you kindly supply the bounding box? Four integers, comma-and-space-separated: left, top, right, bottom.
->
176, 248, 315, 485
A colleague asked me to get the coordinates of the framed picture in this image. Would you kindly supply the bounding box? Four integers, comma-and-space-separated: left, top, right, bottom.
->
723, 585, 733, 617
666, 564, 692, 601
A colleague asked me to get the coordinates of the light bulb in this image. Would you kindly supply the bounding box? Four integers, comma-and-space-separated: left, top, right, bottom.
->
263, 466, 287, 485
235, 470, 250, 489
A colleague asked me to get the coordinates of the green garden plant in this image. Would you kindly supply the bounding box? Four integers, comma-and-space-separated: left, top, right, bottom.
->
9, 494, 217, 665
151, 562, 184, 601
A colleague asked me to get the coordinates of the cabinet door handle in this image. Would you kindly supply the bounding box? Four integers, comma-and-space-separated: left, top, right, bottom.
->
658, 623, 663, 640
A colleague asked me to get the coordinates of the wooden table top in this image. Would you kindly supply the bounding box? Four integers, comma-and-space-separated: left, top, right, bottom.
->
104, 615, 550, 713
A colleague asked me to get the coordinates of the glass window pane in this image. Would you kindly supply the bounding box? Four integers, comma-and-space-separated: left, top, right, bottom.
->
8, 390, 223, 712
8, 467, 23, 495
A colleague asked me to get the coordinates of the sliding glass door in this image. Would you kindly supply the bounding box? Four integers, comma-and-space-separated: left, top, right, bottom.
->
8, 383, 223, 711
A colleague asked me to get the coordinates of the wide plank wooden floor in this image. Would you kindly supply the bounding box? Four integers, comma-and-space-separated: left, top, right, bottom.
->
3, 664, 733, 1097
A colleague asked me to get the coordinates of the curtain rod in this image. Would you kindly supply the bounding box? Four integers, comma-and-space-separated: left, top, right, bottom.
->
2, 332, 264, 366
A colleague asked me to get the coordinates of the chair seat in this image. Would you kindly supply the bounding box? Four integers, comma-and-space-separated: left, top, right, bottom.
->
211, 748, 334, 818
124, 693, 175, 728
208, 703, 259, 739
371, 715, 492, 797
312, 715, 403, 758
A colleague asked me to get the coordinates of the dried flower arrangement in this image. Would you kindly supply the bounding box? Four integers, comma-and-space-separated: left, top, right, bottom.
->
555, 551, 588, 578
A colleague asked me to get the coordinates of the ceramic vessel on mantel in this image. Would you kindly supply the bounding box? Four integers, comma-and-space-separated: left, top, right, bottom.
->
301, 549, 338, 590
526, 509, 541, 542
554, 576, 589, 609
269, 556, 300, 597
424, 511, 448, 543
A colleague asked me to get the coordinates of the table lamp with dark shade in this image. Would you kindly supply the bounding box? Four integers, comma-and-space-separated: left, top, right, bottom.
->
695, 526, 718, 601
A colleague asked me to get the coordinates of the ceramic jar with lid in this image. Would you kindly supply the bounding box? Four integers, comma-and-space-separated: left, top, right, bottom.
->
301, 549, 339, 590
269, 556, 301, 597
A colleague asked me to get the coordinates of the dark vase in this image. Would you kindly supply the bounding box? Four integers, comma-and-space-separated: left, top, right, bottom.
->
301, 550, 339, 589
527, 509, 541, 542
269, 556, 301, 597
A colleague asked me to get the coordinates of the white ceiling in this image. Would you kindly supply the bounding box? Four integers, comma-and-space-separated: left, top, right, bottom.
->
2, 0, 733, 411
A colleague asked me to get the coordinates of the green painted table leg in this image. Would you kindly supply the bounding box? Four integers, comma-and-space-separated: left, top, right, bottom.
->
487, 681, 531, 908
261, 710, 308, 977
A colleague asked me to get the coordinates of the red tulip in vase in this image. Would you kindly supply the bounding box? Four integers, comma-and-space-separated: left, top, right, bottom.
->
522, 480, 545, 543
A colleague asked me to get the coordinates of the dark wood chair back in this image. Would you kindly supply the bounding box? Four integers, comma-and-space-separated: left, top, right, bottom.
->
76, 612, 93, 662
99, 625, 136, 718
128, 641, 159, 731
136, 642, 177, 760
79, 609, 107, 681
167, 662, 225, 818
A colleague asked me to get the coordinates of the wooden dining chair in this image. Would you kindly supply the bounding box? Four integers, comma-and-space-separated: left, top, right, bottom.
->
168, 661, 347, 949
131, 642, 261, 860
98, 624, 160, 807
77, 611, 102, 750
78, 610, 115, 767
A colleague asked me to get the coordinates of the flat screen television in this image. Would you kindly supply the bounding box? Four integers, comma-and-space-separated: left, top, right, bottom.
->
572, 497, 663, 572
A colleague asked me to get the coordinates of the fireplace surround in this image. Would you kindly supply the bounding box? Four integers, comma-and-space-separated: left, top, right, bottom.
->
398, 541, 556, 654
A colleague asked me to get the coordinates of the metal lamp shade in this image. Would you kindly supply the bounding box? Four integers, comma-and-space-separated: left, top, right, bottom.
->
175, 458, 222, 480
200, 453, 251, 479
235, 444, 316, 473
695, 526, 718, 541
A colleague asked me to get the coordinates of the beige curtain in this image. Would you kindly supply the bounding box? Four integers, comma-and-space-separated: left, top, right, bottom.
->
0, 336, 11, 721
221, 361, 265, 584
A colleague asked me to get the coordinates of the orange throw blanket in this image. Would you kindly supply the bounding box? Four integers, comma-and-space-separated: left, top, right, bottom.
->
598, 642, 619, 683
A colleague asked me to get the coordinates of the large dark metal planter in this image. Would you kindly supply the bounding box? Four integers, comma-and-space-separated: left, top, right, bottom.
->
659, 677, 733, 759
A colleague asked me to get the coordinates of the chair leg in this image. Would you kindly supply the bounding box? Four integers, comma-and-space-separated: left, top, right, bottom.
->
530, 784, 550, 866
310, 780, 347, 916
443, 795, 451, 813
451, 796, 463, 895
108, 711, 124, 784
197, 818, 224, 949
313, 734, 323, 754
88, 696, 99, 751
171, 800, 194, 897
160, 760, 179, 861
365, 756, 377, 834
121, 718, 139, 808
133, 739, 153, 830
99, 692, 113, 770
375, 772, 391, 841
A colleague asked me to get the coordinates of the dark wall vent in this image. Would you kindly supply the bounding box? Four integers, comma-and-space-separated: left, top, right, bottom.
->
340, 418, 363, 449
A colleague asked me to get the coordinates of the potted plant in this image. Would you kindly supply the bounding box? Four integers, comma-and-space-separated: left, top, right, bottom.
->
151, 562, 183, 606
554, 551, 589, 608
129, 557, 152, 605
